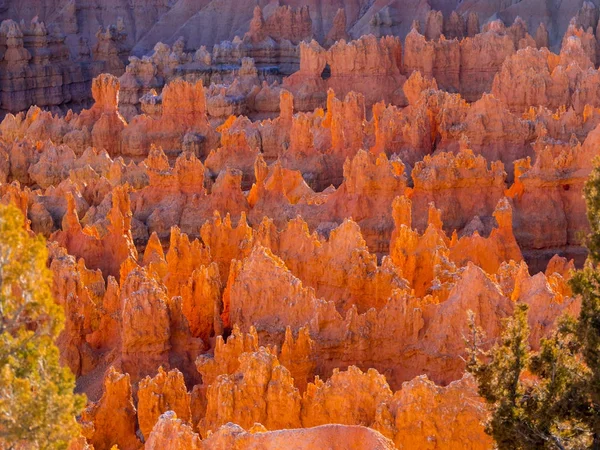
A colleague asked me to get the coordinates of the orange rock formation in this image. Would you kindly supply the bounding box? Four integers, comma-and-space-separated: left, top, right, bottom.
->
2, 4, 600, 449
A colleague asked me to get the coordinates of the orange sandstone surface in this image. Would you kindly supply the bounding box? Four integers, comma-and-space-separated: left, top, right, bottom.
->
5, 4, 600, 449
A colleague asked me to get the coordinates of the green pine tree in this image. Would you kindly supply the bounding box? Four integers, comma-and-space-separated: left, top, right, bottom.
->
569, 160, 600, 448
466, 162, 600, 449
0, 205, 85, 450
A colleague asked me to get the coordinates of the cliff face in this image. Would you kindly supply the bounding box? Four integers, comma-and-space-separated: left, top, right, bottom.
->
0, 17, 131, 117
3, 0, 591, 54
3, 1, 600, 119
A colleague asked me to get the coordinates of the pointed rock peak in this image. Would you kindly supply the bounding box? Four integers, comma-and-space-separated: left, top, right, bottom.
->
211, 210, 223, 227
286, 215, 312, 236
223, 323, 259, 352
450, 229, 459, 247
403, 71, 438, 105
265, 161, 286, 194
328, 218, 368, 252
324, 88, 337, 126
427, 203, 443, 230
247, 6, 266, 40
219, 212, 231, 229
392, 196, 412, 229
545, 254, 575, 278
145, 411, 201, 450
467, 12, 479, 36
62, 192, 82, 232
254, 153, 268, 185
104, 365, 133, 397
535, 22, 549, 48
217, 114, 236, 134
119, 256, 140, 285
493, 197, 513, 231
410, 19, 422, 33
174, 151, 203, 173
449, 262, 503, 298
146, 145, 170, 172
280, 90, 294, 121
91, 74, 120, 111
167, 226, 187, 250
143, 232, 165, 266
511, 16, 528, 33
425, 10, 443, 41
212, 168, 244, 195
282, 325, 314, 354
247, 244, 288, 271
237, 211, 249, 230
175, 152, 205, 193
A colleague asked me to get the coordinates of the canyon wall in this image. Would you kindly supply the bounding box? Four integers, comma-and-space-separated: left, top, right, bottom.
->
2, 0, 595, 52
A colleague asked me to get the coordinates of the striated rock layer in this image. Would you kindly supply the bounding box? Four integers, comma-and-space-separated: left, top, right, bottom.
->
0, 17, 128, 117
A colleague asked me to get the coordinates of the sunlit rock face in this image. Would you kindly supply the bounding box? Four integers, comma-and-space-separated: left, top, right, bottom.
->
3, 1, 600, 449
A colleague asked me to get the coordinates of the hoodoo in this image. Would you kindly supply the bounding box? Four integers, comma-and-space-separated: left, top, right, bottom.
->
1, 1, 599, 449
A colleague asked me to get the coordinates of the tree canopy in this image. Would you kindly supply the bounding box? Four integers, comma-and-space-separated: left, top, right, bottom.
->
0, 204, 85, 450
466, 164, 600, 449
